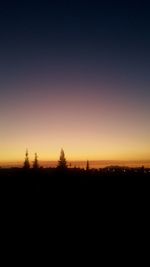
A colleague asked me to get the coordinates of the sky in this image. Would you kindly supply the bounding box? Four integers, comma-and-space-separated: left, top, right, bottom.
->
0, 0, 150, 161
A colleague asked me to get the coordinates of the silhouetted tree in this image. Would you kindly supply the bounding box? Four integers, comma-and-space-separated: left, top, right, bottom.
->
86, 160, 89, 171
57, 148, 67, 169
33, 153, 39, 169
23, 149, 30, 169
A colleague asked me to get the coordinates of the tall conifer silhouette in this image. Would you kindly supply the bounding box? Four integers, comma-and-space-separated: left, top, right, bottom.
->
23, 149, 30, 169
33, 153, 39, 169
57, 148, 67, 169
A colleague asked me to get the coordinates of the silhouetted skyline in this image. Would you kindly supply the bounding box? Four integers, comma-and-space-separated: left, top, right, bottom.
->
0, 1, 150, 161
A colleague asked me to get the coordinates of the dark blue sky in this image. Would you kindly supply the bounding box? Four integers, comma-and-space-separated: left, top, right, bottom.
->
0, 1, 150, 88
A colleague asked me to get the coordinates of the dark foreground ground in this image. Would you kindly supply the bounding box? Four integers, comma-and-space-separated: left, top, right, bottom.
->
0, 167, 149, 206
0, 167, 149, 258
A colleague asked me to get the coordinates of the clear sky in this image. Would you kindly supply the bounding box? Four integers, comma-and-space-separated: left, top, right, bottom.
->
0, 0, 150, 161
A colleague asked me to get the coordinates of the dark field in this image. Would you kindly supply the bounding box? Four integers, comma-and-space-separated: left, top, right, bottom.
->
0, 167, 149, 206
1, 167, 149, 250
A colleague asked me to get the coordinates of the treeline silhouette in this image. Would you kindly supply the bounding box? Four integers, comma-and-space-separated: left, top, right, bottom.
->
0, 149, 150, 211
1, 147, 150, 242
0, 149, 150, 199
23, 148, 67, 169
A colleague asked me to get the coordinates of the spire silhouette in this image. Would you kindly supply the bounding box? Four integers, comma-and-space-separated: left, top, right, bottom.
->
86, 160, 90, 171
23, 149, 30, 169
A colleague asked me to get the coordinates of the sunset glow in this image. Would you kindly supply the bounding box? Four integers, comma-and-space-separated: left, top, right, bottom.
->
0, 2, 150, 164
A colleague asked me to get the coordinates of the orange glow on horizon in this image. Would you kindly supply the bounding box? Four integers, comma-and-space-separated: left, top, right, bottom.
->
1, 84, 150, 163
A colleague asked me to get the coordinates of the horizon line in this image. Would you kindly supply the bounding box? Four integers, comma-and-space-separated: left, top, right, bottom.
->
0, 159, 150, 162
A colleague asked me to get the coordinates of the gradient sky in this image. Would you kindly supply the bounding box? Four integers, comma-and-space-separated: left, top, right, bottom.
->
0, 0, 150, 161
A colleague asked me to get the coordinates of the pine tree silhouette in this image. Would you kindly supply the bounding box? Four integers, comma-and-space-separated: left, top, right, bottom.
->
23, 149, 30, 169
33, 153, 39, 169
57, 148, 67, 169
